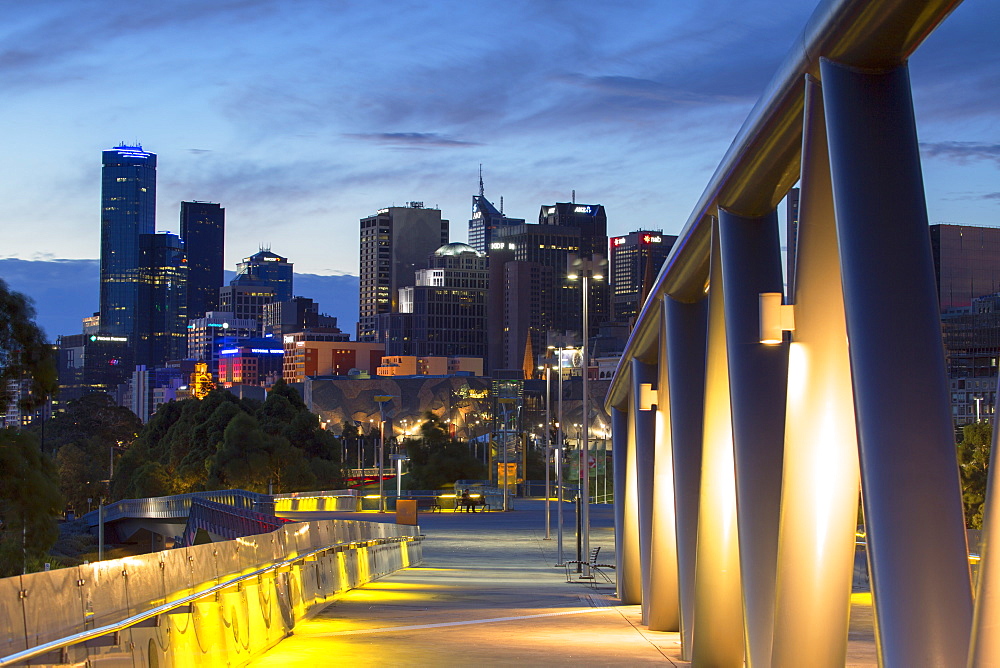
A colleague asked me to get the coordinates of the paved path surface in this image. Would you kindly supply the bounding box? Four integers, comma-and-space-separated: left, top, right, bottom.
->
253, 500, 876, 666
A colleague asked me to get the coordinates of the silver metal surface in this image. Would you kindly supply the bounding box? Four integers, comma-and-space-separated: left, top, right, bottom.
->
605, 0, 963, 412
718, 206, 787, 667
822, 57, 973, 665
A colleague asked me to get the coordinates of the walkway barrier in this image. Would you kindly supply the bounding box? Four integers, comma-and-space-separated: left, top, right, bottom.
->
0, 519, 421, 667
602, 0, 995, 665
272, 489, 359, 513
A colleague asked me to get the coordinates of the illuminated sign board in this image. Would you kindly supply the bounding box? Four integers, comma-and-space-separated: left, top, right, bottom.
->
89, 335, 128, 343
251, 349, 284, 354
219, 348, 239, 355
642, 234, 663, 244
263, 257, 279, 262
574, 205, 593, 214
612, 237, 625, 246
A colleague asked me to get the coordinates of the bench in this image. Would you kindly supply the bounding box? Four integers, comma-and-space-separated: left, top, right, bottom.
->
565, 546, 616, 587
411, 497, 440, 513
455, 495, 489, 513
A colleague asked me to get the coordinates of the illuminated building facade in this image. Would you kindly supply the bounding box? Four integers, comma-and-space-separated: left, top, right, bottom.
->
381, 243, 488, 358
282, 337, 384, 383
187, 312, 258, 372
135, 232, 188, 368
217, 338, 284, 388
358, 202, 449, 341
99, 144, 156, 337
180, 201, 225, 319
609, 230, 676, 323
468, 188, 524, 254
233, 249, 293, 302
56, 333, 134, 403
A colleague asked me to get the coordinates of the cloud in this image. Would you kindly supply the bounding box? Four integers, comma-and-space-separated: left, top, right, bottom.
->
920, 142, 1000, 166
188, 148, 213, 154
345, 132, 480, 148
982, 193, 1000, 201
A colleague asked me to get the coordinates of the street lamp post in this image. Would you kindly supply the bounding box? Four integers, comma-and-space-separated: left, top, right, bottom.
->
374, 395, 394, 513
543, 362, 552, 540
548, 335, 576, 567
567, 253, 605, 577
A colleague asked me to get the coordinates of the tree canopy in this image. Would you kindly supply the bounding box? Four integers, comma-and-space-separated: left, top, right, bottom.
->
403, 413, 486, 490
0, 278, 56, 417
958, 422, 993, 529
112, 379, 344, 497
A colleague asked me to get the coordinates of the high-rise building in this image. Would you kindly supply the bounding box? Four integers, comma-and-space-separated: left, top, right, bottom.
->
930, 224, 1000, 311
358, 202, 449, 341
135, 232, 188, 368
187, 312, 258, 373
219, 249, 293, 333
538, 202, 608, 259
180, 201, 225, 319
380, 243, 489, 358
233, 249, 293, 302
609, 230, 676, 323
262, 297, 341, 338
99, 144, 156, 337
467, 174, 524, 253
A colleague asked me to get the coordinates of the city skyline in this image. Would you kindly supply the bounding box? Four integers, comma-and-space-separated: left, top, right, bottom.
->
0, 0, 996, 285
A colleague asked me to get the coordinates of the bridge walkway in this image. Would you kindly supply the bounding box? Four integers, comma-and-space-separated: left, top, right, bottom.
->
254, 501, 875, 666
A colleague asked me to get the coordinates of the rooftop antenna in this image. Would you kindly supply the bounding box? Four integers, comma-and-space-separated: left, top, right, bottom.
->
572, 189, 576, 204
479, 164, 485, 198
500, 196, 504, 214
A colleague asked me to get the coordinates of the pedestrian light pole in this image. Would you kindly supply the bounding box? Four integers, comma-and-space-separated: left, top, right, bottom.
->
542, 359, 552, 540
548, 335, 576, 567
374, 394, 394, 513
567, 253, 606, 576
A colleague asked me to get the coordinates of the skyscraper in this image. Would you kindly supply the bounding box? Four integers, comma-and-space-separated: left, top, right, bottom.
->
218, 249, 293, 334
467, 173, 524, 253
233, 249, 293, 302
99, 144, 156, 336
180, 201, 225, 320
135, 232, 188, 368
609, 230, 676, 323
381, 242, 489, 358
358, 202, 449, 341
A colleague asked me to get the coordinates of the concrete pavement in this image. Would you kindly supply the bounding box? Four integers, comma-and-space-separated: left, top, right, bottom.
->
253, 500, 876, 666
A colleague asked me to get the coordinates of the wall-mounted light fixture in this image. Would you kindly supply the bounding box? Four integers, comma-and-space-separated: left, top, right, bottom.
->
759, 292, 795, 344
639, 383, 658, 411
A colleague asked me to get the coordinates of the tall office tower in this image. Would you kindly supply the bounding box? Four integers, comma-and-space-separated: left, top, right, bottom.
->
99, 144, 157, 336
538, 202, 608, 258
358, 202, 449, 341
233, 248, 293, 301
263, 296, 341, 337
930, 224, 1000, 310
180, 201, 225, 319
218, 249, 293, 333
485, 240, 555, 375
467, 174, 524, 253
609, 231, 676, 323
380, 243, 489, 357
135, 232, 188, 368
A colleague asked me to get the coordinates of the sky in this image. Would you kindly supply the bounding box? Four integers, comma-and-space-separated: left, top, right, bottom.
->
0, 0, 997, 332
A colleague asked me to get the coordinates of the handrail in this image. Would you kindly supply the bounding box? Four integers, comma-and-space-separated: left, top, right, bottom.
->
0, 533, 417, 667
604, 0, 962, 410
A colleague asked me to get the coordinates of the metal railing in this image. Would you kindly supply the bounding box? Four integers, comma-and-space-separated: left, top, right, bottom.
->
0, 522, 419, 667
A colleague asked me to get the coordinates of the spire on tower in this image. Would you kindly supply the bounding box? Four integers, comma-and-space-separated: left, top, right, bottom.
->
479, 164, 485, 197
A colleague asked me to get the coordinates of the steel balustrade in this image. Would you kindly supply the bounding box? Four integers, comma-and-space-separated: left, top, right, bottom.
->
603, 0, 996, 665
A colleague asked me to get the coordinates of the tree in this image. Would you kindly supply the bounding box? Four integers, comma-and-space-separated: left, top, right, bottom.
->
0, 279, 57, 419
404, 413, 487, 490
0, 431, 63, 576
958, 422, 993, 529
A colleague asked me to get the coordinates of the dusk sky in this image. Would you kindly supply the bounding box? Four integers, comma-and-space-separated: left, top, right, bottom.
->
1, 0, 997, 281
